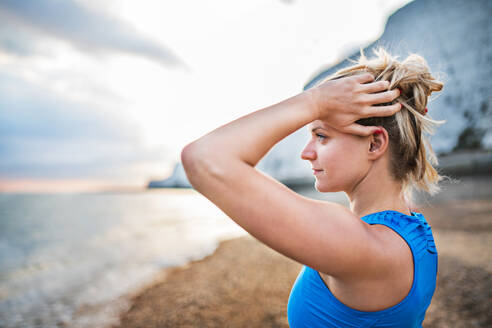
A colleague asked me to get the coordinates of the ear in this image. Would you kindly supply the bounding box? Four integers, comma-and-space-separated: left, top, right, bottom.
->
367, 127, 389, 160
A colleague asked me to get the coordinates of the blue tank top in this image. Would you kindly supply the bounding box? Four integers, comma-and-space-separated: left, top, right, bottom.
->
287, 210, 438, 328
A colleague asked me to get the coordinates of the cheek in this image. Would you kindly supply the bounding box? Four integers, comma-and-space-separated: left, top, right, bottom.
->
318, 139, 369, 178
321, 139, 365, 165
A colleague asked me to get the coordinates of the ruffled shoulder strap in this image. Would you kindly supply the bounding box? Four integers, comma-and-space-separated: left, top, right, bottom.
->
360, 210, 437, 260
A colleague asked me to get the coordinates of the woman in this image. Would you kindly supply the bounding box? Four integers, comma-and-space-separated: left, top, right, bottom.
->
181, 47, 445, 327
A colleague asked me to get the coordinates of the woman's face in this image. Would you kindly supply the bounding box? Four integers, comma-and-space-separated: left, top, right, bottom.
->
301, 120, 373, 193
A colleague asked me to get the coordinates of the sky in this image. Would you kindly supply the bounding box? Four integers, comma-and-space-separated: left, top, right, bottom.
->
0, 0, 413, 192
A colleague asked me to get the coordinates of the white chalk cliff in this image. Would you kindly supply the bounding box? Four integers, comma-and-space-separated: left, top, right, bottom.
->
149, 0, 492, 188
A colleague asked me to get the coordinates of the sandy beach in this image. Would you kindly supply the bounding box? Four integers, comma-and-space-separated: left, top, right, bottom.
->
114, 177, 492, 328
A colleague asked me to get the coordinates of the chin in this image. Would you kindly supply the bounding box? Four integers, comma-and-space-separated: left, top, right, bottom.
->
314, 176, 350, 192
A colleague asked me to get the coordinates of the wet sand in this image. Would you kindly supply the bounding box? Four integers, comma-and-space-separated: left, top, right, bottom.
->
115, 176, 492, 328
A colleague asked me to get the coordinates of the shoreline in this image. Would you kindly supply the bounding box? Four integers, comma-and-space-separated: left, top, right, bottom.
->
113, 177, 492, 328
112, 235, 302, 328
69, 234, 245, 328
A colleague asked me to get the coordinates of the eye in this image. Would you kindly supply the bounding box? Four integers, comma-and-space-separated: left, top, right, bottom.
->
316, 133, 327, 141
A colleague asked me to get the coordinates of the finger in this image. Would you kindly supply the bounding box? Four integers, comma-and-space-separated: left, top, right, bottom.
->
360, 80, 390, 94
354, 72, 375, 84
364, 102, 402, 117
339, 123, 379, 137
367, 89, 400, 104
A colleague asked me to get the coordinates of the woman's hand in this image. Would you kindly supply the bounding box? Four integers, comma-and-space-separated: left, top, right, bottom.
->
308, 72, 401, 136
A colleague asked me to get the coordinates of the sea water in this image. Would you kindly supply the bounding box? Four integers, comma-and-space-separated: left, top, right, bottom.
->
0, 189, 246, 328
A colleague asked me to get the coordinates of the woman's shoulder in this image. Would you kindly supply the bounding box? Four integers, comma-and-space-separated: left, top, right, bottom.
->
361, 210, 437, 259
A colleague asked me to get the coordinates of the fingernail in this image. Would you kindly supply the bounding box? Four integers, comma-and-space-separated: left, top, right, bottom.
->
397, 87, 402, 94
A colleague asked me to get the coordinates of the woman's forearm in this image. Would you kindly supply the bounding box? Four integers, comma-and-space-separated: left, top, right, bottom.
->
183, 90, 319, 168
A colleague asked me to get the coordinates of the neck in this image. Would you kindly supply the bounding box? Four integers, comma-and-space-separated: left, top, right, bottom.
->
346, 159, 411, 219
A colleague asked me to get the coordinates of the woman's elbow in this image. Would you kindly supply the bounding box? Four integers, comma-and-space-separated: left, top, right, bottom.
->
181, 143, 224, 185
181, 143, 202, 174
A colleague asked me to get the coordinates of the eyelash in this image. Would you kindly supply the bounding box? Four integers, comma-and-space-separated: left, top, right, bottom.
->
315, 133, 326, 141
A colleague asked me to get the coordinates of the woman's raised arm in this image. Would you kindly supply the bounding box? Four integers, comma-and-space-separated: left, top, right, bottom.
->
180, 73, 401, 277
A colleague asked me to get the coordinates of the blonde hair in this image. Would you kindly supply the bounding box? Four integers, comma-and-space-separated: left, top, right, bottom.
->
313, 46, 450, 203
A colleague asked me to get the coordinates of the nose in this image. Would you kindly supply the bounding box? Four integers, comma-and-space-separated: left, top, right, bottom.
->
300, 141, 317, 161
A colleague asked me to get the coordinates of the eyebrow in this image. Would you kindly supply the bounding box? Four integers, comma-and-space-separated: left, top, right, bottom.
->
311, 127, 324, 133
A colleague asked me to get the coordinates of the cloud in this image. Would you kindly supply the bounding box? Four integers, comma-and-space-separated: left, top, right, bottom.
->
0, 23, 41, 57
0, 74, 168, 180
0, 0, 189, 68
